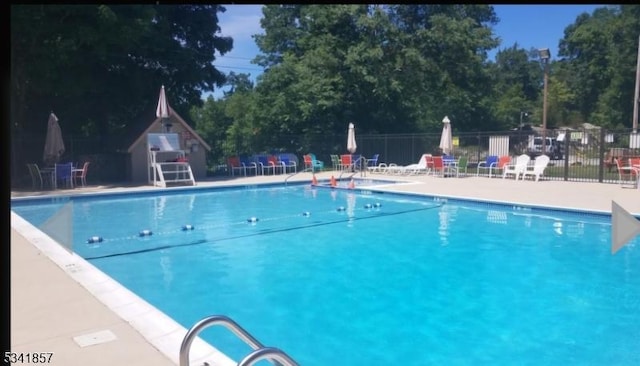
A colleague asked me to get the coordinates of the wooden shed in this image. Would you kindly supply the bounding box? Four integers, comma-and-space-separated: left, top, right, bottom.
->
127, 107, 211, 184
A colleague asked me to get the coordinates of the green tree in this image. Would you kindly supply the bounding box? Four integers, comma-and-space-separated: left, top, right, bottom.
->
488, 45, 542, 130
557, 5, 640, 127
250, 4, 500, 142
190, 96, 232, 168
11, 4, 232, 176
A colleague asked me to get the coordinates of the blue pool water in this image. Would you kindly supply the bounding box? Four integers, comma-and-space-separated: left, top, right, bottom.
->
11, 184, 640, 365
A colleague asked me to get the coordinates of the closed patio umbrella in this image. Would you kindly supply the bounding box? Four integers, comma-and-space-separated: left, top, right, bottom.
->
347, 123, 357, 154
156, 85, 172, 132
439, 116, 453, 155
43, 112, 65, 165
156, 85, 170, 119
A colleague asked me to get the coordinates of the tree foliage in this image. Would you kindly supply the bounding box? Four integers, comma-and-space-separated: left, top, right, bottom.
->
249, 5, 499, 137
193, 4, 640, 166
11, 4, 232, 156
12, 4, 640, 176
558, 5, 640, 127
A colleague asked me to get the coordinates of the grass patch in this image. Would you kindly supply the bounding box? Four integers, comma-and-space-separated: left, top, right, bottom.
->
543, 165, 620, 180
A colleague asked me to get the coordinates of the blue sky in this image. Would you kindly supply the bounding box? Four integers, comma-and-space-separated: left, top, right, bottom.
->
210, 4, 606, 99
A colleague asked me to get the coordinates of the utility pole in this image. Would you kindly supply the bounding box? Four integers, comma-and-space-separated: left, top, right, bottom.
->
633, 35, 639, 133
539, 48, 550, 155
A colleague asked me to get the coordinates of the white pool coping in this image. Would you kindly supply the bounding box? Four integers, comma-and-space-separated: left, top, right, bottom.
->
11, 211, 235, 366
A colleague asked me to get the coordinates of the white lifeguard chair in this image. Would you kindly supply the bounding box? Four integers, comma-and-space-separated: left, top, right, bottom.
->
147, 133, 196, 187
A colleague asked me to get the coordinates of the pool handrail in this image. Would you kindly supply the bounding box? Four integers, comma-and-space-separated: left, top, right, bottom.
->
238, 347, 299, 366
179, 314, 298, 366
338, 155, 367, 181
284, 166, 312, 185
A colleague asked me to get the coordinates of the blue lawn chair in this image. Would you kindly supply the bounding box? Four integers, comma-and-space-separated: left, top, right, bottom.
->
476, 155, 499, 177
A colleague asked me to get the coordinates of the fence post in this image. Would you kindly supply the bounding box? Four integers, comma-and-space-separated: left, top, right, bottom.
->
563, 129, 570, 181
598, 128, 606, 183
476, 133, 481, 164
411, 134, 415, 162
384, 134, 388, 165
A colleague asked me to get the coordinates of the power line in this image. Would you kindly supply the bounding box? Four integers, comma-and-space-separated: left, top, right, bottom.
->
213, 64, 264, 72
219, 55, 257, 61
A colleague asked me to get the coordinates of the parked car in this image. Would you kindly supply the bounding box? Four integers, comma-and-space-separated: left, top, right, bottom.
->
528, 137, 564, 160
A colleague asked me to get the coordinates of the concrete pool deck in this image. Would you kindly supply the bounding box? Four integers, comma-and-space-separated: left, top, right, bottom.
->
10, 171, 640, 365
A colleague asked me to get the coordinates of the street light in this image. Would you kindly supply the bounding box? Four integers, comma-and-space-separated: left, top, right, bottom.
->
519, 111, 529, 129
519, 111, 529, 155
538, 48, 550, 155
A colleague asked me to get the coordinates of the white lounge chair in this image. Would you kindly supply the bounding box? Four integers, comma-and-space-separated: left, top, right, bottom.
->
502, 154, 530, 180
522, 155, 550, 181
388, 154, 431, 175
370, 162, 392, 174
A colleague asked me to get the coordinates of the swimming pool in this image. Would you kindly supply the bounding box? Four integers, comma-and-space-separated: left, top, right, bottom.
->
11, 184, 640, 365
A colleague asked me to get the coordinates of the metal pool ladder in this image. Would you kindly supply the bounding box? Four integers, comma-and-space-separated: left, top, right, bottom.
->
284, 167, 312, 186
338, 157, 367, 181
179, 314, 299, 366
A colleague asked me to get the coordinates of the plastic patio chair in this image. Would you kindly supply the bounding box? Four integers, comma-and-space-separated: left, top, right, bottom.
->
476, 155, 498, 177
366, 154, 380, 170
54, 162, 74, 189
240, 156, 258, 176
303, 154, 314, 172
227, 156, 246, 176
339, 154, 353, 171
351, 154, 364, 171
432, 156, 446, 177
309, 153, 324, 171
278, 154, 297, 174
614, 158, 640, 187
502, 154, 531, 180
256, 155, 276, 175
26, 163, 47, 190
268, 155, 284, 174
521, 155, 550, 182
330, 154, 341, 170
73, 162, 90, 187
447, 156, 468, 177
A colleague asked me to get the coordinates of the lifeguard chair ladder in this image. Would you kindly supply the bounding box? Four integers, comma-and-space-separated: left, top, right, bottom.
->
147, 133, 196, 187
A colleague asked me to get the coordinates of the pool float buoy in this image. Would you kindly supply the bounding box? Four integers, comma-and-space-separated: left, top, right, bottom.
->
337, 206, 346, 212
139, 230, 153, 237
182, 224, 195, 231
302, 211, 311, 217
86, 236, 103, 244
330, 175, 337, 187
247, 217, 259, 223
364, 203, 373, 209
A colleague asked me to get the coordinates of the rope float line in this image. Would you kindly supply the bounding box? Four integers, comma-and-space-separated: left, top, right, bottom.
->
84, 202, 438, 245
83, 203, 445, 260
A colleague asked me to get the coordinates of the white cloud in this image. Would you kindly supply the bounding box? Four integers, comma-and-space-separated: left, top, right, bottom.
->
218, 5, 264, 40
